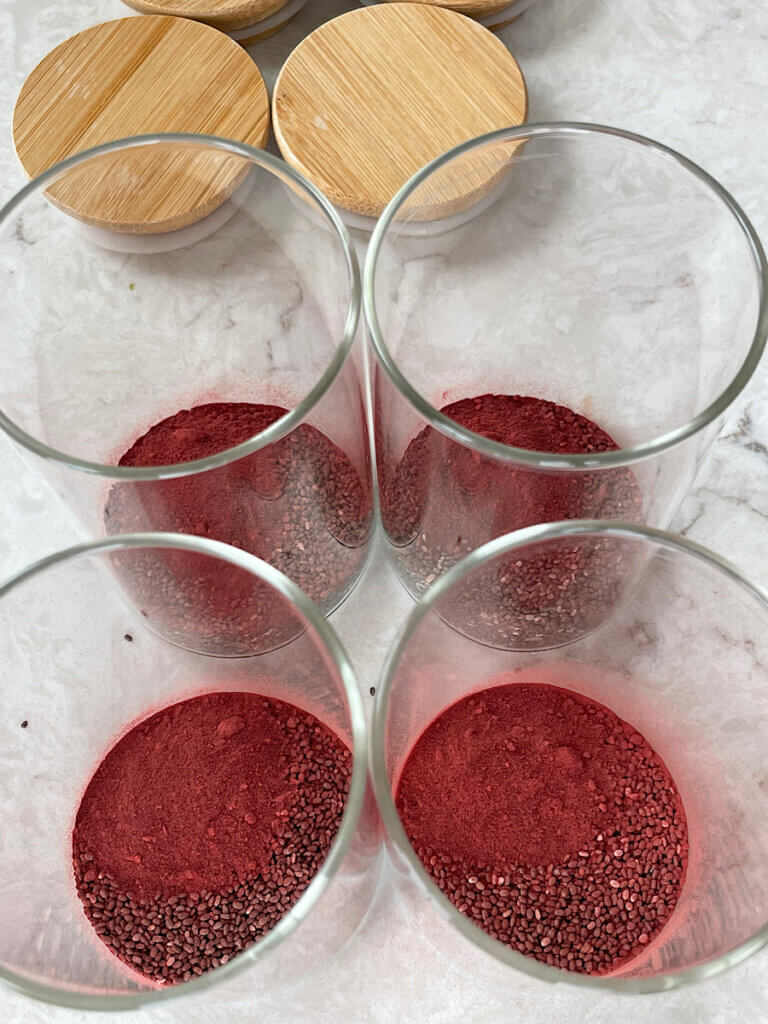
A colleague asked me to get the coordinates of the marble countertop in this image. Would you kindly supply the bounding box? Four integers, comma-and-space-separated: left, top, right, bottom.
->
0, 0, 767, 1021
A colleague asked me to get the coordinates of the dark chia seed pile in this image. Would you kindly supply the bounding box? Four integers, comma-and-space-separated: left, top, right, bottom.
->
105, 402, 372, 655
378, 394, 643, 648
73, 692, 351, 985
396, 683, 688, 975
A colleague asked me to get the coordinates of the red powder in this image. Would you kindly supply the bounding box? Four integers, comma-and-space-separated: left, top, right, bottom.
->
379, 392, 641, 557
105, 403, 372, 654
75, 693, 296, 899
378, 394, 643, 648
73, 691, 351, 984
396, 683, 688, 975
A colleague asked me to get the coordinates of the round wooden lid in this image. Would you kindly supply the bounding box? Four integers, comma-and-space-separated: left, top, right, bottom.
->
273, 4, 528, 220
118, 0, 290, 33
13, 16, 270, 234
362, 0, 518, 20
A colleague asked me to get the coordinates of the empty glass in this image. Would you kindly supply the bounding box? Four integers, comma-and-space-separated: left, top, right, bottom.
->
365, 124, 768, 599
0, 534, 379, 1010
372, 521, 768, 992
0, 135, 373, 653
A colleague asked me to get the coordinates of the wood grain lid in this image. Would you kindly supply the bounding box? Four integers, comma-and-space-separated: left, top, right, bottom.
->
12, 16, 270, 234
118, 0, 291, 33
272, 4, 528, 220
361, 0, 518, 21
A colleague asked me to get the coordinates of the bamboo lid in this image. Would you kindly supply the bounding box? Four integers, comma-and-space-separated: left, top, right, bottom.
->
273, 5, 528, 221
12, 16, 270, 234
361, 0, 518, 20
119, 0, 290, 33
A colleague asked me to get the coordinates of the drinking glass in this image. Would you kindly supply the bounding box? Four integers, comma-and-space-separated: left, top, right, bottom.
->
0, 534, 379, 1010
372, 521, 768, 992
365, 123, 768, 599
0, 135, 373, 653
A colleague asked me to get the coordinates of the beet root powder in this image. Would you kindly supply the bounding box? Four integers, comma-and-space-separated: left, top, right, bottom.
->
378, 394, 643, 648
396, 683, 688, 975
379, 394, 642, 555
73, 692, 351, 985
105, 402, 372, 654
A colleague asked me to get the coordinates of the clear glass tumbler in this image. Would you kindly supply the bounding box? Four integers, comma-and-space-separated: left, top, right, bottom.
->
365, 123, 768, 599
0, 135, 373, 654
0, 534, 380, 1010
372, 521, 768, 992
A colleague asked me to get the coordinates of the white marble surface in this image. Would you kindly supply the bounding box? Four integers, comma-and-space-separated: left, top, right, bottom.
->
0, 0, 767, 1021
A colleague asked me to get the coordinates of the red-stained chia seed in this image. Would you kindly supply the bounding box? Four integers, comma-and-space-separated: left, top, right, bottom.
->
105, 402, 372, 654
396, 683, 688, 975
378, 394, 643, 648
73, 692, 351, 985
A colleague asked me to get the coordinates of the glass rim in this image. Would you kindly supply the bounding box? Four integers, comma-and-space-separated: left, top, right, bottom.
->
371, 519, 768, 993
0, 132, 362, 481
364, 121, 768, 471
0, 532, 369, 1011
